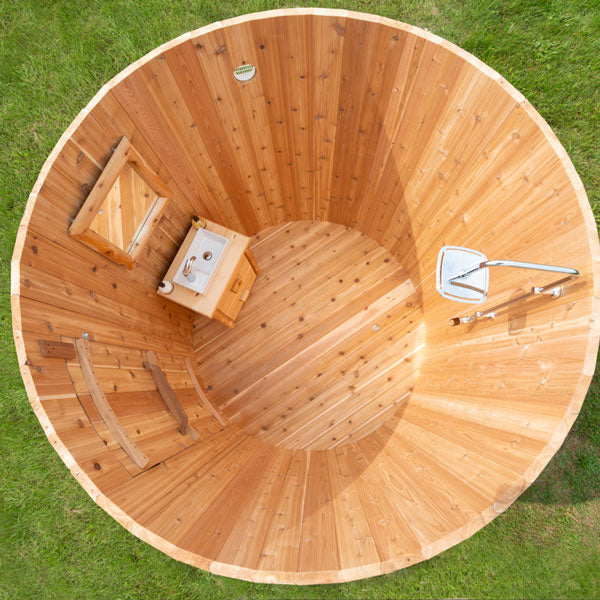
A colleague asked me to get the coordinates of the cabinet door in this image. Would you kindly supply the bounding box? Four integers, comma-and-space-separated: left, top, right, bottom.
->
216, 254, 257, 323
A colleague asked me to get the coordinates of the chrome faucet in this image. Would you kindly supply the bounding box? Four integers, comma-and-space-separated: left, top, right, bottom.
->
183, 255, 196, 277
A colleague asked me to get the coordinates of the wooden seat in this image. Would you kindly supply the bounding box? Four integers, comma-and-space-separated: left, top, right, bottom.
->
11, 8, 598, 585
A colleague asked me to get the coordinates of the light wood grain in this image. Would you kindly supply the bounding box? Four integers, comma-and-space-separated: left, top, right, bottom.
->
193, 221, 422, 449
184, 357, 226, 426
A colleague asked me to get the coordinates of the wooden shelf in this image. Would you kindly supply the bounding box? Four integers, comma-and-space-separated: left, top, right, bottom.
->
69, 136, 170, 268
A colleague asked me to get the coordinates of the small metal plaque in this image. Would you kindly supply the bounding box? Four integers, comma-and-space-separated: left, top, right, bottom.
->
233, 63, 256, 82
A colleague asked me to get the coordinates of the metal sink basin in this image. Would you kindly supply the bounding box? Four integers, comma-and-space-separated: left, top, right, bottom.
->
173, 229, 229, 294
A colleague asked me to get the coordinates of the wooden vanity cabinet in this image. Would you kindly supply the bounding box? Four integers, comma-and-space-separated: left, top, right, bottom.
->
158, 219, 259, 327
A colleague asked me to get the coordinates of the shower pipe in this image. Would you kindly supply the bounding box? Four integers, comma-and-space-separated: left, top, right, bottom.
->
449, 274, 577, 327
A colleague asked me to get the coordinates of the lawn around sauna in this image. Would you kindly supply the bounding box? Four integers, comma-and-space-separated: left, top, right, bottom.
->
1, 1, 599, 598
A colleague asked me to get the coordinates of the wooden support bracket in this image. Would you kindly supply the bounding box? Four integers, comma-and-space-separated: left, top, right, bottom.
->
39, 340, 76, 359
184, 357, 227, 426
143, 352, 200, 441
74, 338, 149, 469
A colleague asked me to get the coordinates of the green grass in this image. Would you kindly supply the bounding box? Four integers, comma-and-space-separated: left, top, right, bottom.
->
1, 1, 599, 598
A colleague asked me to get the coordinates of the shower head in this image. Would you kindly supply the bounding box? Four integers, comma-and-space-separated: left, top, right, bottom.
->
436, 246, 489, 303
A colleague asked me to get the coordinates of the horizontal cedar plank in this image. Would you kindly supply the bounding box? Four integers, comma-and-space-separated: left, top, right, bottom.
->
18, 226, 194, 329
384, 418, 519, 502
15, 296, 193, 356
401, 403, 546, 474
19, 263, 186, 343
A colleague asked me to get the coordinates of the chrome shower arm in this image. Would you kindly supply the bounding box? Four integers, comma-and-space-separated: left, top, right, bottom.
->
449, 259, 579, 281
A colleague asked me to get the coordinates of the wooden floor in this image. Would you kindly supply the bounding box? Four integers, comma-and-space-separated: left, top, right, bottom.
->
193, 221, 424, 449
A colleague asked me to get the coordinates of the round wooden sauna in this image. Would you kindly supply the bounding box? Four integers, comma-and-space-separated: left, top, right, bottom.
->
12, 8, 600, 585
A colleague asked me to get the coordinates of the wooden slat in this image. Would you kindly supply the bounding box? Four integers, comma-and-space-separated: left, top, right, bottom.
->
74, 338, 149, 468
184, 357, 226, 426
297, 450, 340, 572
143, 351, 199, 440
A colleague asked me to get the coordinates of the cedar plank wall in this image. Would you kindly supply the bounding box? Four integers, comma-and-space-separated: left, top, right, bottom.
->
11, 9, 599, 583
12, 72, 200, 494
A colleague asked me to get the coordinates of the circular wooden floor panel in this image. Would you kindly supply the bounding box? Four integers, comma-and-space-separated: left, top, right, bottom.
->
193, 221, 424, 449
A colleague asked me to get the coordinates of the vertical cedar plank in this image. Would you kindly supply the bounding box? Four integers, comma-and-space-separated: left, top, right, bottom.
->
297, 450, 340, 572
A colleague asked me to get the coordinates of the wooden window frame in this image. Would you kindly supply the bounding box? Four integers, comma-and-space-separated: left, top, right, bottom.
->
68, 136, 170, 269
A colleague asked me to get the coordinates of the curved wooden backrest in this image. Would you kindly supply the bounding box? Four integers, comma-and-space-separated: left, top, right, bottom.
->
11, 8, 599, 585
